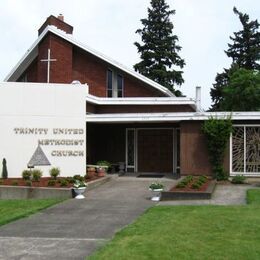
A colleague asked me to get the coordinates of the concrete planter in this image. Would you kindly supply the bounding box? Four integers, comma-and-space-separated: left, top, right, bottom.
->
160, 181, 217, 200
0, 176, 111, 199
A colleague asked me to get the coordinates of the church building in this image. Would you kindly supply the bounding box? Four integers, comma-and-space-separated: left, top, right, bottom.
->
3, 15, 260, 177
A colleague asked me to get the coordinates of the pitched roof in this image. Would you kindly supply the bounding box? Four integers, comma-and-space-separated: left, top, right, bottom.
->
5, 25, 174, 97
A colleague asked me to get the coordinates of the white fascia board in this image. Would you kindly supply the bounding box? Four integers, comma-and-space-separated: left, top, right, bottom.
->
86, 111, 260, 123
5, 26, 174, 97
86, 94, 196, 106
4, 26, 51, 82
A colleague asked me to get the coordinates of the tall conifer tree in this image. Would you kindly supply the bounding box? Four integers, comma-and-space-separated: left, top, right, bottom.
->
210, 7, 260, 111
134, 0, 185, 96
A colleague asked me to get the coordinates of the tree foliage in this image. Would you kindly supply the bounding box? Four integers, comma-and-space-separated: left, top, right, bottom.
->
202, 116, 233, 180
221, 68, 260, 111
210, 7, 260, 111
134, 0, 185, 96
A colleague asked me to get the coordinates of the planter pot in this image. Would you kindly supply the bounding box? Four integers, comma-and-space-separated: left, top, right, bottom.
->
149, 188, 163, 201
73, 187, 86, 199
87, 168, 96, 178
97, 168, 106, 177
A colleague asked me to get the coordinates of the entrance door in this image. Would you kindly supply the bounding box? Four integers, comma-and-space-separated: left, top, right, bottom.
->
137, 129, 173, 173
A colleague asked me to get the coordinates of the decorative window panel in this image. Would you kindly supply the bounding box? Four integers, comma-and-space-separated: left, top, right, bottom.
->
232, 126, 260, 174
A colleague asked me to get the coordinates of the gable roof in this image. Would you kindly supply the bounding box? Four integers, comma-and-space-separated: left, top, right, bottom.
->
5, 25, 174, 97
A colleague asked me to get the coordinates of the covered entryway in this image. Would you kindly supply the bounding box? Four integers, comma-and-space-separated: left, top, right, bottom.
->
137, 129, 173, 173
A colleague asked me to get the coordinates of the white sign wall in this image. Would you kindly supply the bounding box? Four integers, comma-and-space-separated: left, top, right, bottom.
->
0, 82, 86, 178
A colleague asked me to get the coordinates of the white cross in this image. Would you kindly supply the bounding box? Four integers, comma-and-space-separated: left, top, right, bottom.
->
40, 49, 57, 83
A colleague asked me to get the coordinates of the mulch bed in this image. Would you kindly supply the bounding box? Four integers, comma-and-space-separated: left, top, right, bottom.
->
170, 177, 212, 192
0, 176, 103, 188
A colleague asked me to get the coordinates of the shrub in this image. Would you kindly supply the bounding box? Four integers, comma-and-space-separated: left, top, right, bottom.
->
149, 182, 164, 190
25, 180, 32, 186
202, 115, 232, 180
47, 180, 56, 186
231, 175, 246, 184
66, 177, 74, 184
2, 158, 8, 179
60, 179, 68, 187
32, 169, 43, 182
73, 175, 84, 182
176, 182, 186, 188
191, 183, 201, 189
198, 176, 207, 183
96, 160, 111, 168
49, 167, 60, 180
22, 170, 31, 181
11, 181, 18, 186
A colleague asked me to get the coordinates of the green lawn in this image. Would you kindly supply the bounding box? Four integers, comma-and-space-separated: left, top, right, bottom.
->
0, 199, 64, 226
89, 189, 260, 260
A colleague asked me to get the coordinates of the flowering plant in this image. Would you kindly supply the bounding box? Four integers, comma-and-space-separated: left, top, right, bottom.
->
73, 179, 87, 188
149, 182, 164, 190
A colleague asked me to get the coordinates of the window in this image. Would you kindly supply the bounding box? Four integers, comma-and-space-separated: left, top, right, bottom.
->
107, 70, 113, 97
117, 74, 123, 97
106, 69, 124, 97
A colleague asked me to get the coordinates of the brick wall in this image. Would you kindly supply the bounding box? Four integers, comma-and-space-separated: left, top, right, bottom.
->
180, 121, 229, 176
38, 15, 73, 35
37, 33, 73, 83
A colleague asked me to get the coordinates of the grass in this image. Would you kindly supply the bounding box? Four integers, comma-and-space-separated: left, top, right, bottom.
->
89, 189, 260, 260
0, 199, 64, 226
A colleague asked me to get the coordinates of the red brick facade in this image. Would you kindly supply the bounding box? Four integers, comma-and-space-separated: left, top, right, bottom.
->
20, 16, 169, 98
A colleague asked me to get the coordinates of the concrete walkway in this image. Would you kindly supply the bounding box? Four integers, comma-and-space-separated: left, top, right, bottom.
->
0, 176, 174, 260
0, 178, 257, 259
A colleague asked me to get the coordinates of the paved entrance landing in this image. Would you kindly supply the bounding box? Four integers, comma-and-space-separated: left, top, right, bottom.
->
0, 177, 174, 260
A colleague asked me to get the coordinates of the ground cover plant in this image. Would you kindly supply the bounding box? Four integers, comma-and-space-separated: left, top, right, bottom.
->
89, 189, 260, 260
173, 175, 210, 191
0, 199, 64, 226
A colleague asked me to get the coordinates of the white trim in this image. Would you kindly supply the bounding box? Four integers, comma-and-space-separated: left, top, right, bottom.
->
5, 25, 174, 97
86, 111, 260, 123
86, 94, 196, 107
229, 131, 233, 175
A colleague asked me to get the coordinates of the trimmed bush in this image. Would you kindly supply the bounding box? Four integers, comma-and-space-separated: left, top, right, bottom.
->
32, 169, 42, 182
73, 175, 84, 182
22, 170, 31, 181
11, 181, 18, 186
47, 180, 56, 186
25, 180, 32, 186
231, 175, 246, 184
2, 158, 8, 179
66, 177, 74, 184
49, 167, 60, 180
60, 179, 68, 187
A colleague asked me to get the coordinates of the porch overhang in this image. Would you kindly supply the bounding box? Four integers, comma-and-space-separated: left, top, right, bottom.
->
86, 111, 260, 123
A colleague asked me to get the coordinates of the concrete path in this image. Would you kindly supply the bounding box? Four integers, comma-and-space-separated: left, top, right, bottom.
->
0, 176, 175, 260
159, 184, 255, 206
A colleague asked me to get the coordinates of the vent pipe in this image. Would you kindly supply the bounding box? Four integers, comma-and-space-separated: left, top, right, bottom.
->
196, 86, 201, 112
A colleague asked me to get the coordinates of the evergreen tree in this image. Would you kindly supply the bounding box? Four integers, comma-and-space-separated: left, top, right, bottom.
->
210, 7, 260, 111
2, 158, 8, 179
134, 0, 185, 96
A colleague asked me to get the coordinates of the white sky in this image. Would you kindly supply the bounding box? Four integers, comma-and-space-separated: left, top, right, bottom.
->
0, 0, 259, 109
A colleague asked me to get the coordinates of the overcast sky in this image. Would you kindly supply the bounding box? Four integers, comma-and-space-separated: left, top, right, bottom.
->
0, 0, 259, 109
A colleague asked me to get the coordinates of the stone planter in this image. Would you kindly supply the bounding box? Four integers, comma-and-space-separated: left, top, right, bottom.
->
73, 187, 86, 199
149, 188, 163, 201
